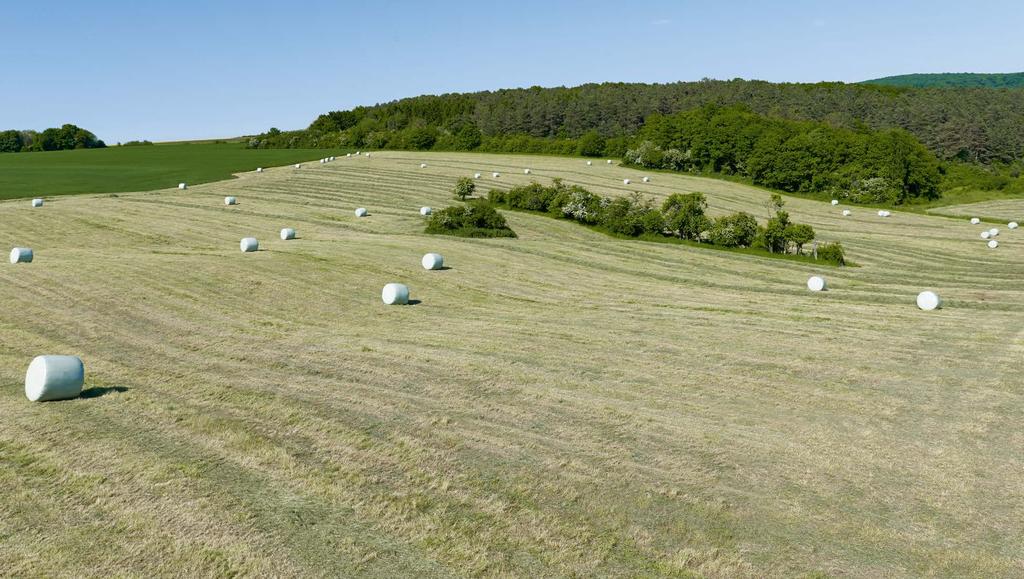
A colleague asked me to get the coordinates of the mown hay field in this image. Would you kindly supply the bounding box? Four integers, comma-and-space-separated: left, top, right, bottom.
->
1, 151, 1021, 577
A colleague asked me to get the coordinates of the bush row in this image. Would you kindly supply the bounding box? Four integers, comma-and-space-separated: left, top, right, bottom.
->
487, 180, 845, 263
424, 201, 517, 238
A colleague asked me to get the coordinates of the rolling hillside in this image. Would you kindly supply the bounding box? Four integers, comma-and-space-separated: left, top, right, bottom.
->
1, 152, 1022, 576
863, 72, 1024, 88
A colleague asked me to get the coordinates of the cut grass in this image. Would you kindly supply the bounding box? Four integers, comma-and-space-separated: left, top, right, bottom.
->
0, 142, 351, 199
0, 151, 1021, 576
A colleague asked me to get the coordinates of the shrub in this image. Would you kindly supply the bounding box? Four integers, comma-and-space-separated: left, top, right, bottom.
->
454, 177, 476, 200
816, 242, 846, 265
600, 193, 662, 236
709, 212, 758, 247
576, 130, 606, 157
560, 187, 604, 224
784, 223, 816, 254
425, 201, 516, 238
662, 193, 710, 240
505, 182, 556, 212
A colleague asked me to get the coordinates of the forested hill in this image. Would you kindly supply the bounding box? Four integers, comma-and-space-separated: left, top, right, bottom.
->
256, 80, 1024, 164
862, 72, 1024, 89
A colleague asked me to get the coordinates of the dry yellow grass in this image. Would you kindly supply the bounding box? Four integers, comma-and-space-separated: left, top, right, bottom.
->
1, 151, 1022, 577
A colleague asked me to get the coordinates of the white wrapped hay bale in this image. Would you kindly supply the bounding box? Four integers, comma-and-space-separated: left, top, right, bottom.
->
365, 152, 371, 158
346, 153, 351, 157
970, 217, 980, 224
420, 206, 432, 216
354, 208, 368, 217
320, 158, 325, 164
607, 160, 612, 164
917, 291, 942, 311
280, 228, 296, 240
492, 172, 500, 178
474, 173, 481, 179
421, 253, 444, 270
240, 237, 258, 252
224, 196, 237, 205
988, 239, 999, 249
642, 176, 650, 183
989, 228, 999, 237
9, 248, 32, 264
420, 163, 427, 168
25, 355, 84, 402
831, 199, 839, 206
980, 231, 991, 240
256, 167, 263, 173
330, 156, 335, 161
1009, 221, 1019, 230
31, 198, 43, 207
356, 151, 360, 156
877, 210, 891, 217
842, 209, 851, 216
806, 276, 827, 292
382, 283, 409, 305
524, 169, 531, 175
623, 179, 631, 185
586, 161, 593, 166
178, 183, 187, 190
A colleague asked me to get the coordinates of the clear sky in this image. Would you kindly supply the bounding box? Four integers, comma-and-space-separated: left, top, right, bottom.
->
2, 0, 1021, 143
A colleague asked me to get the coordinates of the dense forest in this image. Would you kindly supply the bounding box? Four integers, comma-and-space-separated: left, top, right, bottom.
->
0, 124, 105, 153
250, 79, 1024, 164
863, 72, 1024, 89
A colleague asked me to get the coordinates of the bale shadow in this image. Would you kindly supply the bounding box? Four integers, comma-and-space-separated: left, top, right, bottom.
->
407, 299, 422, 306
437, 266, 452, 271
79, 386, 130, 399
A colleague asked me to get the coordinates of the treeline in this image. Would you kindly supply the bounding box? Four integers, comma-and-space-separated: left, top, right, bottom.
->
249, 79, 1024, 164
0, 124, 105, 153
627, 105, 941, 204
487, 179, 844, 264
863, 72, 1024, 89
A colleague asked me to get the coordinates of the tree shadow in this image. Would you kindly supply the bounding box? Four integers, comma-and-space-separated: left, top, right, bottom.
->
79, 386, 130, 399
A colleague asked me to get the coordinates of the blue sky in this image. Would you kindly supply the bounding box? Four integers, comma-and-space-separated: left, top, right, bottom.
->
2, 0, 1021, 143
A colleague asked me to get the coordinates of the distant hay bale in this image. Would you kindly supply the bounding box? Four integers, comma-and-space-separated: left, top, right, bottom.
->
970, 217, 980, 224
607, 160, 612, 164
9, 248, 32, 264
877, 210, 891, 217
842, 209, 851, 216
420, 206, 432, 216
806, 275, 827, 292
421, 253, 444, 270
586, 161, 593, 166
346, 153, 351, 157
493, 172, 500, 178
330, 156, 335, 161
980, 231, 991, 239
474, 173, 481, 179
381, 283, 409, 305
988, 239, 999, 249
917, 291, 942, 311
178, 183, 187, 190
31, 198, 43, 207
320, 159, 325, 164
623, 179, 631, 185
355, 208, 368, 217
294, 164, 301, 169
642, 176, 650, 183
25, 355, 84, 402
240, 237, 258, 252
524, 169, 531, 174
224, 196, 237, 205
420, 163, 427, 168
1009, 221, 1019, 229
256, 167, 263, 173
280, 228, 296, 240
365, 152, 371, 157
356, 151, 361, 155
831, 199, 839, 206
989, 228, 999, 237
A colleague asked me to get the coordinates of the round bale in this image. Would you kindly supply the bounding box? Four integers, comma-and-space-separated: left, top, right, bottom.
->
842, 209, 852, 216
240, 237, 258, 252
831, 199, 839, 206
1009, 221, 1019, 229
970, 217, 980, 224
988, 239, 999, 249
9, 248, 33, 264
224, 196, 237, 206
981, 231, 991, 240
25, 355, 84, 402
623, 179, 631, 185
524, 168, 531, 175
642, 176, 650, 183
420, 206, 432, 216
474, 173, 481, 179
420, 163, 427, 168
586, 161, 593, 166
807, 276, 827, 292
294, 164, 301, 169
280, 228, 296, 240
421, 253, 444, 270
492, 172, 500, 178
355, 208, 368, 217
989, 228, 1000, 237
917, 291, 942, 311
256, 167, 263, 173
382, 283, 409, 305
178, 183, 187, 190
31, 198, 43, 207
607, 160, 613, 164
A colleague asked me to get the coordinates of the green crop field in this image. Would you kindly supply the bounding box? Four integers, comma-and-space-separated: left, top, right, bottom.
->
0, 142, 350, 200
1, 151, 1022, 576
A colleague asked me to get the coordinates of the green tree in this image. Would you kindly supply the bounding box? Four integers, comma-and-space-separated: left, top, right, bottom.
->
454, 177, 476, 201
576, 130, 606, 157
783, 223, 815, 254
661, 193, 710, 240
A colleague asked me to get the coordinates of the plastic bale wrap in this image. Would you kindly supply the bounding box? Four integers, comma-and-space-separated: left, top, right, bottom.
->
421, 253, 444, 270
240, 237, 258, 252
25, 355, 84, 402
382, 283, 409, 305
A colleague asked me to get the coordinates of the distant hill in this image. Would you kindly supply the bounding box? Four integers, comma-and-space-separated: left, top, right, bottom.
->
862, 72, 1024, 89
